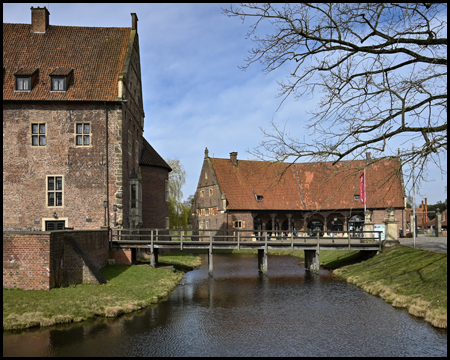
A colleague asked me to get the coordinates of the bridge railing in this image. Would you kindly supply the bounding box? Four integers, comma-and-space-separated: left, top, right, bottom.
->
110, 228, 382, 250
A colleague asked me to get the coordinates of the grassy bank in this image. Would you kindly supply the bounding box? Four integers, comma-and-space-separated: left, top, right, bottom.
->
329, 246, 447, 329
3, 252, 201, 331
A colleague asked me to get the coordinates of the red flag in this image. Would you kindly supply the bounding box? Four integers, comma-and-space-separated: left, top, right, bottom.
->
359, 173, 366, 205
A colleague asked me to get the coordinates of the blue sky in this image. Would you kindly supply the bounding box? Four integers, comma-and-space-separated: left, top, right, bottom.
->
3, 3, 447, 205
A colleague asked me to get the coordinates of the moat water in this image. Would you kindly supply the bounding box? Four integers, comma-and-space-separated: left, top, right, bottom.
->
3, 254, 447, 357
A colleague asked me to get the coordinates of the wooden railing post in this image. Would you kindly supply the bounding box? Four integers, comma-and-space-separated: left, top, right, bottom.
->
348, 231, 351, 250
181, 230, 184, 250
237, 230, 240, 250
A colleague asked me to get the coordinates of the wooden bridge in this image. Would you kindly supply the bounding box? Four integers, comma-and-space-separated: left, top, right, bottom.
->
110, 228, 382, 274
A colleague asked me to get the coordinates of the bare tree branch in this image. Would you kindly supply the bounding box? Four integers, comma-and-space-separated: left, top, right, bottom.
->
223, 3, 447, 192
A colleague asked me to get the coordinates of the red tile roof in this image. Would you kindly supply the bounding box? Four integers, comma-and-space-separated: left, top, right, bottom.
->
3, 23, 130, 101
210, 157, 404, 211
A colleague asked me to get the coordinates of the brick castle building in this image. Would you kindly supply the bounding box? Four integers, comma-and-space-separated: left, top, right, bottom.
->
3, 7, 170, 231
193, 149, 407, 238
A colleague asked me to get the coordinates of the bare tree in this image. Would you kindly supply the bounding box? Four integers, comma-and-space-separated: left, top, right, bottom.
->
223, 3, 447, 190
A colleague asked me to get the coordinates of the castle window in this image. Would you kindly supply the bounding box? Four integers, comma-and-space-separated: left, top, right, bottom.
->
209, 188, 214, 196
75, 123, 90, 146
205, 172, 208, 180
131, 184, 136, 208
49, 68, 72, 91
16, 77, 31, 91
47, 175, 63, 207
354, 195, 360, 200
14, 67, 38, 92
51, 77, 66, 91
200, 190, 204, 198
233, 220, 245, 229
31, 123, 46, 146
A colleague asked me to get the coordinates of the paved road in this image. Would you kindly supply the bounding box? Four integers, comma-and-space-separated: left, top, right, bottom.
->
398, 234, 447, 254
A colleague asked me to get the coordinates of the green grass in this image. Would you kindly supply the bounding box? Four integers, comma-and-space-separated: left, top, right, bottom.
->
3, 252, 201, 331
332, 246, 447, 328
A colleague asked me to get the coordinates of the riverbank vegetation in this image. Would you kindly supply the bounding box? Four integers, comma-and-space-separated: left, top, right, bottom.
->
329, 246, 447, 329
4, 246, 446, 331
3, 252, 201, 331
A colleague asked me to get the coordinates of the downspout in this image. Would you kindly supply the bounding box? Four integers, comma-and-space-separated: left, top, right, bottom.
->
105, 102, 110, 228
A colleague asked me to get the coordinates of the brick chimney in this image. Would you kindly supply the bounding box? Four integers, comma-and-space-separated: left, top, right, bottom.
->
131, 13, 138, 31
230, 152, 238, 166
31, 6, 50, 33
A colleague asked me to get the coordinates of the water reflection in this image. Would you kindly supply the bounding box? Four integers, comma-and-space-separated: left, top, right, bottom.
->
3, 253, 447, 357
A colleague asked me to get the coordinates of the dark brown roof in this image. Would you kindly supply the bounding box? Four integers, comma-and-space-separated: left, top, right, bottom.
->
209, 157, 404, 211
3, 23, 130, 101
49, 67, 73, 76
13, 67, 39, 76
140, 138, 171, 171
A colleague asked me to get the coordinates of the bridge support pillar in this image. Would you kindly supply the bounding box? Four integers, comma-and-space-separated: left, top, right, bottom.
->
150, 248, 159, 267
258, 249, 268, 274
208, 248, 213, 276
304, 250, 319, 271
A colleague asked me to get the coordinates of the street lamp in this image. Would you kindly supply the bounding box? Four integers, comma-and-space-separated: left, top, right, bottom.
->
113, 204, 118, 227
103, 200, 108, 227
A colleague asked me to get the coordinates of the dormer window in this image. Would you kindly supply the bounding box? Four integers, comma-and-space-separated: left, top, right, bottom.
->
16, 77, 31, 91
14, 67, 39, 92
49, 68, 73, 92
51, 77, 66, 91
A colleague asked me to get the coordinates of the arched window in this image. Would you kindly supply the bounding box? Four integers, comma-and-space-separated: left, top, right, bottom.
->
327, 218, 344, 231
281, 219, 295, 236
308, 219, 324, 237
349, 215, 365, 237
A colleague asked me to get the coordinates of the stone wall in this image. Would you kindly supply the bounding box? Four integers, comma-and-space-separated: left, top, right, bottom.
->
3, 230, 108, 290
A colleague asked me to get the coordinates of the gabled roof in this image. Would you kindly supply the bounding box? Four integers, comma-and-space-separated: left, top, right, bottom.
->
209, 157, 404, 211
3, 23, 130, 101
140, 138, 171, 171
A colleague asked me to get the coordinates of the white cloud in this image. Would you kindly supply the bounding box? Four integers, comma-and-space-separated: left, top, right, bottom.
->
3, 3, 447, 204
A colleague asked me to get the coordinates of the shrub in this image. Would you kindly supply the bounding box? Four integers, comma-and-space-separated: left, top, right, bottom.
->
405, 232, 413, 238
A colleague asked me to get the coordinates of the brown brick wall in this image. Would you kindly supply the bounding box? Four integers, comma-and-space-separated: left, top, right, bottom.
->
141, 165, 169, 229
3, 230, 108, 290
3, 233, 51, 290
3, 102, 123, 231
109, 248, 133, 265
